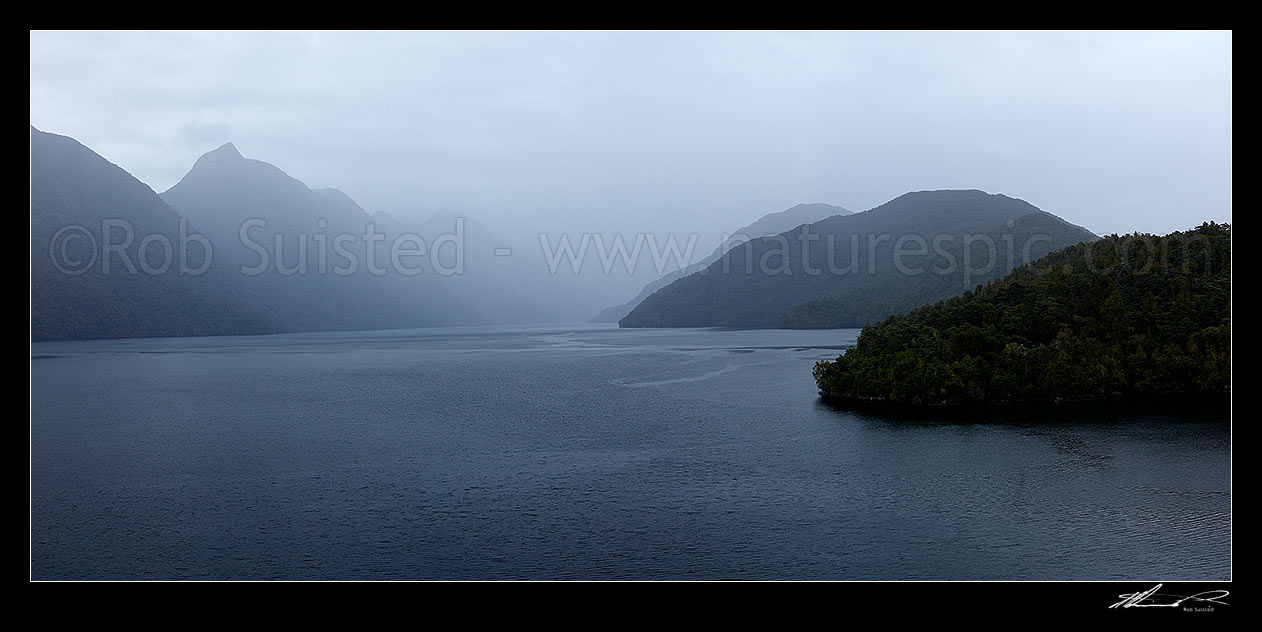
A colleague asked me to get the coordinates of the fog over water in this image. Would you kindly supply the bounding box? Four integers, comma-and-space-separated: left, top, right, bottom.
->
29, 32, 1233, 584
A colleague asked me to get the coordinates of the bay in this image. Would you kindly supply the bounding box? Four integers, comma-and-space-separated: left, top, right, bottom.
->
30, 324, 1231, 580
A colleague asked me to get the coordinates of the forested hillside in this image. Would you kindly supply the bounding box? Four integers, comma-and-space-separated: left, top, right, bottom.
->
813, 223, 1231, 405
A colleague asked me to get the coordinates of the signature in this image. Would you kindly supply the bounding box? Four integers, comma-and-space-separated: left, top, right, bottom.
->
1110, 584, 1230, 609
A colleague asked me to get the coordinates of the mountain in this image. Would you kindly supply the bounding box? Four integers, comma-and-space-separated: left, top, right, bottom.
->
30, 127, 277, 341
160, 143, 483, 332
590, 202, 852, 323
619, 190, 1097, 329
812, 223, 1231, 406
710, 202, 854, 261
162, 143, 611, 327
31, 129, 613, 342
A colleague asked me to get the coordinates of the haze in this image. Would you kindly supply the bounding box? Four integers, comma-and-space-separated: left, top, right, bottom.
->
30, 30, 1231, 298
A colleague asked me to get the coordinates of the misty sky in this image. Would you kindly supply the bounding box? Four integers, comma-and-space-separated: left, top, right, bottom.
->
31, 31, 1231, 260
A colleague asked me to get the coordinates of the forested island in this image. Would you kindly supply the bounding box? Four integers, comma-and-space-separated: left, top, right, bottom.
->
813, 223, 1231, 406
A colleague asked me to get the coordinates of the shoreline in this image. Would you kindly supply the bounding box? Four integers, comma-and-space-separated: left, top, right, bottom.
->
818, 389, 1232, 417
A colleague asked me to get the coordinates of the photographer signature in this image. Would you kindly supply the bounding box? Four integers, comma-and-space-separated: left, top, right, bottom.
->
1110, 584, 1229, 609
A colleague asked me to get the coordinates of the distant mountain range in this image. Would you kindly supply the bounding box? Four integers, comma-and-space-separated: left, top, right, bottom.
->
31, 128, 1103, 342
590, 202, 853, 323
619, 190, 1098, 329
158, 141, 482, 333
30, 128, 609, 341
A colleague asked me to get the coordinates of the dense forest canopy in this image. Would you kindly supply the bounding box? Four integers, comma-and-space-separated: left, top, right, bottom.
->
813, 223, 1231, 406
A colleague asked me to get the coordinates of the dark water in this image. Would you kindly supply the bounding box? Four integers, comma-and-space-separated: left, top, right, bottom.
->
30, 324, 1231, 580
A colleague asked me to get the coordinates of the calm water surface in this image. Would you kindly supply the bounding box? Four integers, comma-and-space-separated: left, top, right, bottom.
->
30, 324, 1231, 580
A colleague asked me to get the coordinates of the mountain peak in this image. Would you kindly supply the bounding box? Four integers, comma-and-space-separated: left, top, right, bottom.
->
184, 142, 246, 173
210, 142, 242, 159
